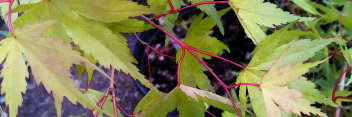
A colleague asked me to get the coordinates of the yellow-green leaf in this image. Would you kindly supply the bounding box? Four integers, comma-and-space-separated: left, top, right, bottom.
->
0, 39, 28, 117
260, 55, 328, 117
1, 20, 112, 117
229, 0, 314, 44
12, 1, 157, 92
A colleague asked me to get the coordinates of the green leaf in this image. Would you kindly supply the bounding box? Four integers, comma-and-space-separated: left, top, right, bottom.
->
107, 19, 155, 33
238, 70, 267, 117
185, 8, 230, 40
229, 0, 314, 44
136, 85, 248, 116
13, 1, 158, 92
135, 87, 206, 117
291, 0, 321, 15
249, 25, 315, 68
310, 2, 340, 22
260, 56, 328, 117
180, 85, 250, 114
288, 78, 336, 107
189, 0, 225, 35
249, 38, 336, 71
237, 26, 333, 117
0, 20, 112, 117
0, 37, 28, 117
176, 8, 230, 90
1, 0, 40, 25
61, 0, 164, 23
134, 90, 164, 114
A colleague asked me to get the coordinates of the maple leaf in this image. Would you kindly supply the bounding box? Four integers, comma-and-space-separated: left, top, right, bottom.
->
288, 78, 336, 107
0, 36, 28, 117
12, 0, 158, 91
176, 9, 230, 90
107, 19, 155, 33
134, 85, 247, 116
229, 0, 314, 44
188, 0, 225, 35
250, 38, 336, 71
236, 26, 337, 117
0, 20, 112, 117
291, 0, 321, 15
60, 0, 163, 23
259, 55, 328, 117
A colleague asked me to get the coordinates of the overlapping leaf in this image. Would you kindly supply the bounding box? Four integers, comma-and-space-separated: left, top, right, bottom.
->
229, 0, 314, 44
236, 26, 336, 117
134, 85, 244, 116
291, 0, 321, 15
12, 0, 158, 91
260, 55, 328, 117
176, 9, 230, 90
0, 20, 112, 117
189, 0, 225, 35
0, 35, 28, 117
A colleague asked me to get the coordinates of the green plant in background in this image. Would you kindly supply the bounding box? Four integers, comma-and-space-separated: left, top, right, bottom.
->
0, 0, 351, 117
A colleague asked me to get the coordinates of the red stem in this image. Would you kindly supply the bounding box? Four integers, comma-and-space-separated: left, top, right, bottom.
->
8, 0, 15, 36
332, 67, 352, 102
111, 89, 119, 117
190, 47, 246, 70
186, 48, 241, 117
93, 90, 109, 117
0, 0, 10, 3
167, 0, 175, 11
151, 1, 229, 20
334, 96, 352, 100
157, 42, 177, 52
227, 83, 260, 89
206, 110, 216, 117
135, 34, 176, 59
85, 79, 89, 91
142, 15, 243, 117
177, 48, 186, 85
109, 68, 119, 117
145, 48, 153, 83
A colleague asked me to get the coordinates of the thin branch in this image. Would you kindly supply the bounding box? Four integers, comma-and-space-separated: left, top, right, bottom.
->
190, 47, 246, 70
134, 34, 176, 59
167, 0, 174, 11
109, 67, 119, 117
335, 63, 347, 117
93, 90, 110, 117
332, 66, 352, 102
7, 0, 15, 36
177, 48, 186, 85
145, 48, 153, 83
206, 110, 216, 117
186, 49, 241, 117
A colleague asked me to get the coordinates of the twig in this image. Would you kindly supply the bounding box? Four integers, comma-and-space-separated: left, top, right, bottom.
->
177, 48, 186, 85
